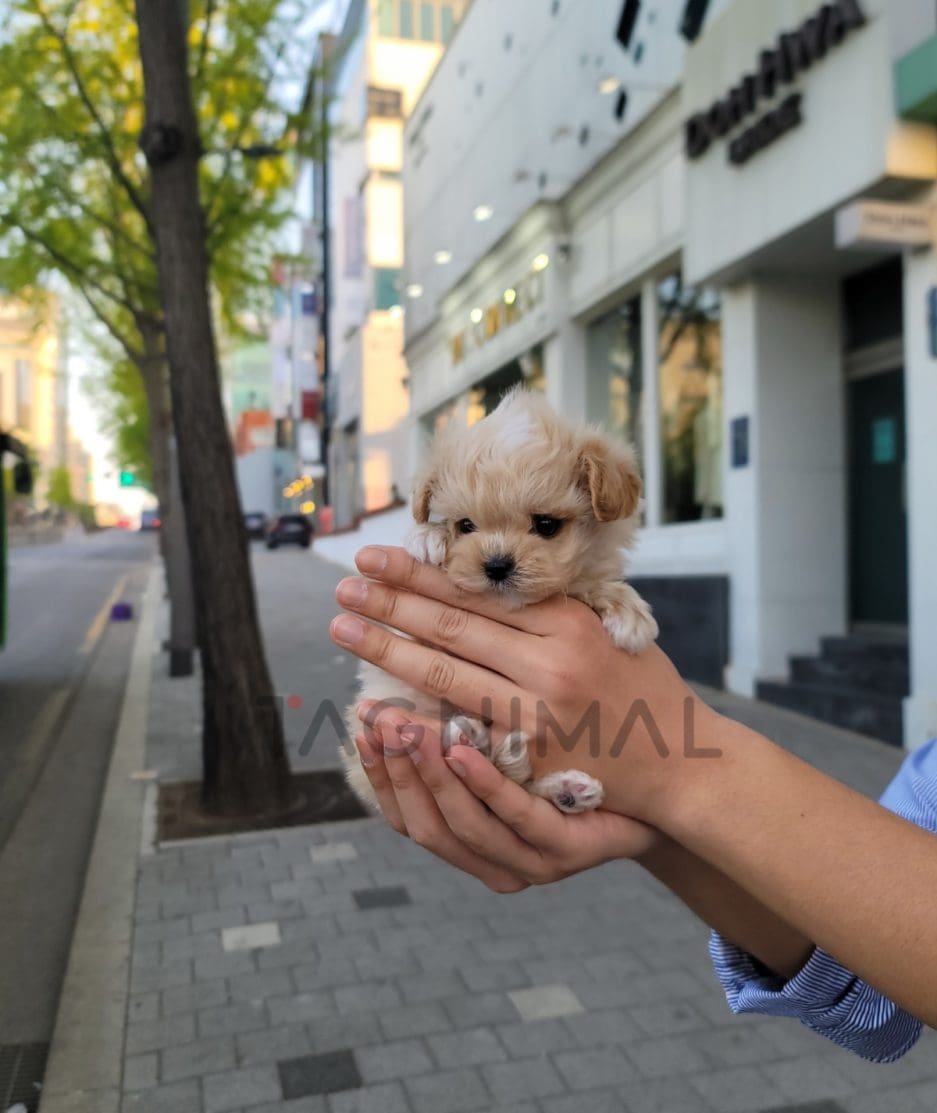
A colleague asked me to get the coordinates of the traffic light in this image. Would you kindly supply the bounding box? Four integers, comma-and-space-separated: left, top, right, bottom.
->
119, 470, 135, 487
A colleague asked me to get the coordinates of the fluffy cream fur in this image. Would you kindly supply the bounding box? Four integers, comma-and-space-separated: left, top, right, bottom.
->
342, 388, 658, 814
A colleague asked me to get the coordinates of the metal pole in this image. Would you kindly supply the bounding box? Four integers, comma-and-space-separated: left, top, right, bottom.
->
319, 36, 332, 507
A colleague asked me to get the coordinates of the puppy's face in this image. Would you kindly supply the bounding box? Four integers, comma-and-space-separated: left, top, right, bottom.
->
413, 393, 641, 606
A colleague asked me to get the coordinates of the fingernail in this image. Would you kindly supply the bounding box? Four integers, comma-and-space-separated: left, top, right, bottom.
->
331, 615, 365, 645
337, 578, 368, 605
356, 741, 375, 769
447, 758, 467, 779
357, 546, 388, 574
408, 744, 423, 766
399, 725, 422, 744
356, 700, 376, 723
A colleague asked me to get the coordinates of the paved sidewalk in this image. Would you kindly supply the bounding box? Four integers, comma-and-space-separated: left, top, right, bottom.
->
65, 548, 937, 1112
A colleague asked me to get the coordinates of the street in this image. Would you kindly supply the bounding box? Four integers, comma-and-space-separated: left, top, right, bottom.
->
0, 529, 155, 1046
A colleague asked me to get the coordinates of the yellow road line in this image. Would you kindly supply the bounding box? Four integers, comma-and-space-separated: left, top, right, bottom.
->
78, 573, 129, 658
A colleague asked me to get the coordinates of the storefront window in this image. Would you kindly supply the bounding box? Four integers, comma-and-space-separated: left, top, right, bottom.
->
377, 0, 394, 35
420, 2, 435, 40
399, 0, 413, 38
440, 4, 455, 41
587, 295, 643, 467
657, 272, 723, 523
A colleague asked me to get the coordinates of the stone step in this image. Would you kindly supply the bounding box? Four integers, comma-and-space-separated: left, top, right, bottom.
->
790, 654, 909, 698
756, 679, 904, 747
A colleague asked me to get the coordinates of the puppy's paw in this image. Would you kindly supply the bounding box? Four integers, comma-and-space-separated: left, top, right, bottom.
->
602, 594, 658, 654
405, 523, 448, 566
492, 731, 531, 785
530, 770, 605, 814
442, 715, 491, 756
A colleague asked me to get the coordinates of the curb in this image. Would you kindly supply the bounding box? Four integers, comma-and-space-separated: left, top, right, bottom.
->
39, 566, 160, 1113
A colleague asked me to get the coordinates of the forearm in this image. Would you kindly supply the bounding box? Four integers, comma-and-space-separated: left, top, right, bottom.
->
640, 837, 814, 979
655, 715, 937, 1027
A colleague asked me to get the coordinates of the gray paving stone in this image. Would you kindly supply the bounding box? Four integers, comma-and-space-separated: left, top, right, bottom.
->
563, 1007, 644, 1048
123, 1052, 158, 1092
496, 1019, 571, 1058
628, 1001, 708, 1039
428, 1027, 507, 1068
235, 1023, 311, 1066
355, 1038, 433, 1083
542, 1091, 626, 1113
161, 978, 228, 1016
397, 971, 465, 1004
334, 981, 402, 1015
619, 1075, 715, 1113
481, 1058, 567, 1104
247, 899, 306, 923
125, 1013, 195, 1055
329, 1080, 412, 1113
442, 992, 519, 1030
191, 907, 249, 934
194, 950, 259, 981
627, 1035, 711, 1079
692, 1023, 779, 1066
134, 916, 192, 944
761, 1056, 859, 1103
553, 1046, 637, 1090
268, 991, 337, 1026
379, 1002, 452, 1041
308, 1012, 385, 1054
249, 1098, 328, 1113
162, 932, 224, 962
406, 1066, 491, 1113
462, 961, 532, 994
121, 1079, 202, 1113
198, 999, 269, 1038
508, 984, 584, 1022
128, 992, 160, 1024
292, 959, 359, 993
843, 1088, 929, 1113
689, 1066, 788, 1113
203, 1064, 281, 1112
161, 1035, 236, 1082
130, 959, 193, 993
226, 967, 293, 1003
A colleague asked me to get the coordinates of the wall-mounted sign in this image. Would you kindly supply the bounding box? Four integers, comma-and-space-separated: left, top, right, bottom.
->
835, 200, 937, 251
928, 287, 937, 360
730, 416, 750, 469
449, 268, 546, 366
685, 0, 866, 166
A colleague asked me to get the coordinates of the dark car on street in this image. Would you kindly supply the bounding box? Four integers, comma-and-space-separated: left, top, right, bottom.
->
266, 514, 314, 550
243, 511, 268, 540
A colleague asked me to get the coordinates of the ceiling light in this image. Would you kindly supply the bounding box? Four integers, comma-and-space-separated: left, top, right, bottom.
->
389, 304, 404, 317
473, 204, 493, 222
405, 284, 424, 298
532, 253, 550, 272
598, 75, 622, 95
503, 288, 517, 305
470, 307, 483, 324
434, 250, 452, 265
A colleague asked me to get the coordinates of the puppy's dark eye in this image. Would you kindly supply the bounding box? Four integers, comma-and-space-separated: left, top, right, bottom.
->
456, 518, 477, 535
532, 515, 562, 538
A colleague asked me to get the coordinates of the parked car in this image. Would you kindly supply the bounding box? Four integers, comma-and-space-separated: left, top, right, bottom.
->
243, 511, 268, 540
266, 514, 314, 550
139, 508, 161, 531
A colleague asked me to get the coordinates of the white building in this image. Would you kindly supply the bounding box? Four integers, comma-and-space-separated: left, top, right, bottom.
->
403, 0, 937, 749
321, 0, 468, 528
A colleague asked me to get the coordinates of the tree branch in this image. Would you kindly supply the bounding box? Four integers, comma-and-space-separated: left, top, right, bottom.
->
32, 0, 155, 239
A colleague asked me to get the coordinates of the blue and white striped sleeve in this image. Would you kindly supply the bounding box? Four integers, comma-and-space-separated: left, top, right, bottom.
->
709, 737, 937, 1063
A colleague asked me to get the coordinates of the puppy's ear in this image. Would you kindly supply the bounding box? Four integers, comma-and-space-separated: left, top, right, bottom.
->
412, 469, 435, 523
577, 434, 642, 522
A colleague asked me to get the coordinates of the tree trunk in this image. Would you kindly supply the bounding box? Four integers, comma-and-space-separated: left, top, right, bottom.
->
135, 0, 292, 816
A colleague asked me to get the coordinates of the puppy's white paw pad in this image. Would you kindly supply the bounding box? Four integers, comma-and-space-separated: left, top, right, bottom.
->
536, 770, 605, 813
405, 524, 448, 566
443, 715, 490, 755
603, 603, 659, 654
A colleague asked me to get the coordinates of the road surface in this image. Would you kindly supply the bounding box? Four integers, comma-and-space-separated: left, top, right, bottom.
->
0, 529, 155, 1051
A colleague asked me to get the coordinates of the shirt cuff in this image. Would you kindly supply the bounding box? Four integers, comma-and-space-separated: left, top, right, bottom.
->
709, 931, 923, 1063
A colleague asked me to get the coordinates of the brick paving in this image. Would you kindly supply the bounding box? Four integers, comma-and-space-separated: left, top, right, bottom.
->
120, 548, 937, 1112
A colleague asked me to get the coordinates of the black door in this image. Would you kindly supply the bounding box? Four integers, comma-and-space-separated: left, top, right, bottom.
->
848, 370, 908, 625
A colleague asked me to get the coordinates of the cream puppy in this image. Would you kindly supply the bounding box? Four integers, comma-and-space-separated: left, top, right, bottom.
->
342, 388, 658, 814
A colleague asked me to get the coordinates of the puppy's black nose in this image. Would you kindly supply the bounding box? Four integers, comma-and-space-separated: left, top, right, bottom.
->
484, 555, 516, 583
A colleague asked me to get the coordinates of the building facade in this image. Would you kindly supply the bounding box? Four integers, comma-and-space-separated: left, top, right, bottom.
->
0, 296, 68, 507
320, 0, 468, 528
403, 0, 937, 750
